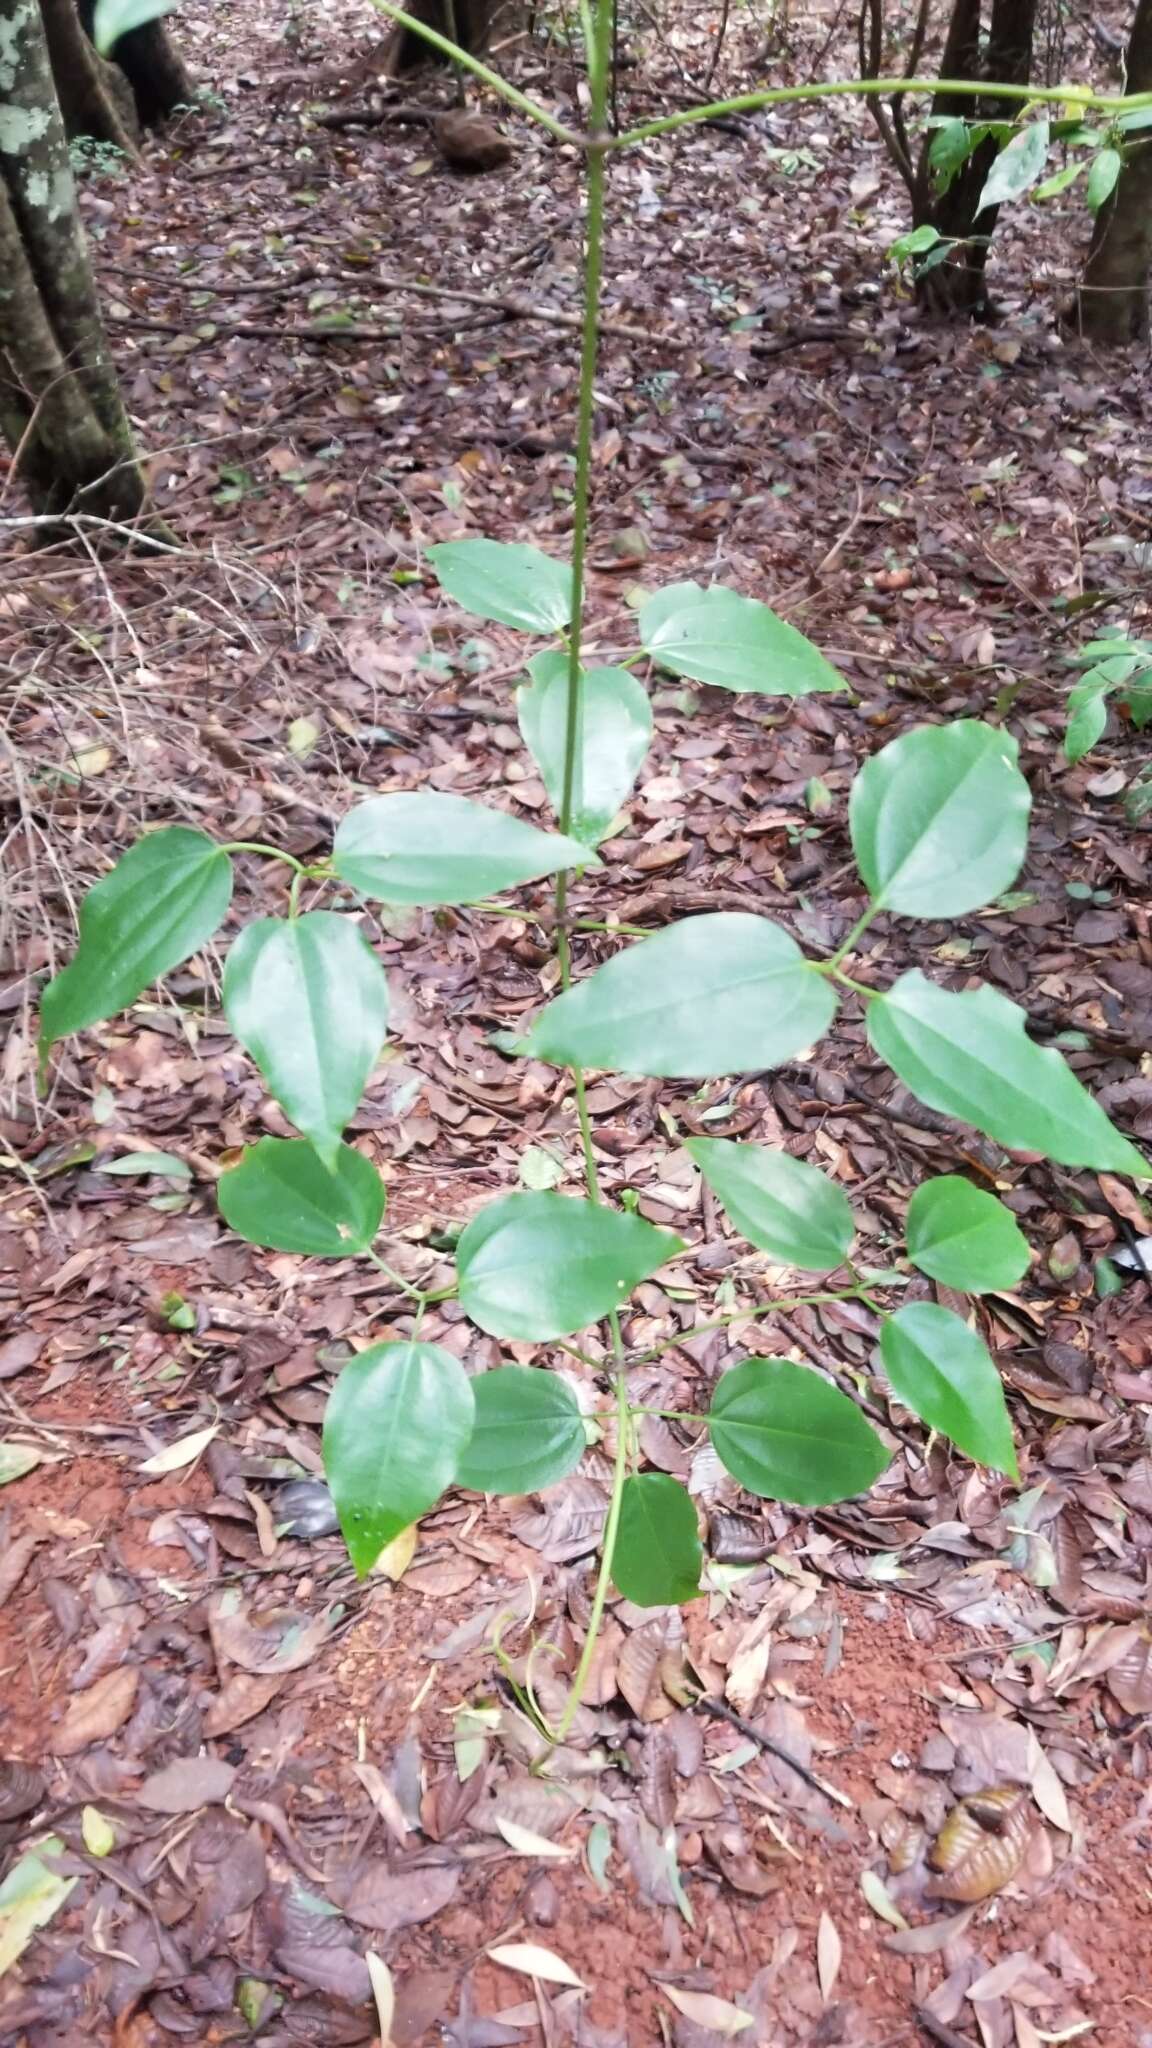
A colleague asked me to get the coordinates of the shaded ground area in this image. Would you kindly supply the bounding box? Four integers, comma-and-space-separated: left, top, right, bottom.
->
2, 0, 1152, 2039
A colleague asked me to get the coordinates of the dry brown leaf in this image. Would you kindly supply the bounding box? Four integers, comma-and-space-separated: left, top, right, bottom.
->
136, 1757, 236, 1813
202, 1671, 284, 1737
816, 1910, 842, 2002
487, 1941, 585, 1989
139, 1422, 219, 1474
886, 1906, 976, 1955
49, 1668, 138, 1756
1105, 1628, 1152, 1714
661, 1984, 754, 2035
927, 1790, 1030, 1902
351, 1761, 409, 1844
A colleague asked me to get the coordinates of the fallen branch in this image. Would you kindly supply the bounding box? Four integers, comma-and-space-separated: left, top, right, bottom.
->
109, 293, 658, 345
691, 1694, 853, 1808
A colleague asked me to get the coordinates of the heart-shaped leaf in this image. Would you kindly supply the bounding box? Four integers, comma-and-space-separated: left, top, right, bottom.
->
517, 653, 652, 846
40, 828, 232, 1048
218, 1138, 385, 1256
222, 913, 388, 1167
523, 913, 836, 1077
333, 794, 592, 906
428, 539, 572, 632
456, 1191, 681, 1340
709, 1357, 888, 1504
880, 1303, 1017, 1476
613, 1474, 702, 1606
455, 1367, 587, 1493
639, 582, 844, 695
850, 721, 1031, 918
323, 1342, 474, 1574
868, 971, 1148, 1177
905, 1176, 1030, 1292
687, 1139, 854, 1270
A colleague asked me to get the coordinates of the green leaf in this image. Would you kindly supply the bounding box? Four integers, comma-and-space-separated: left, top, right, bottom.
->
890, 223, 941, 263
978, 121, 1050, 211
523, 913, 837, 1078
39, 827, 232, 1048
1064, 690, 1110, 763
517, 653, 652, 846
638, 582, 844, 696
868, 970, 1149, 1177
322, 1342, 474, 1574
95, 1150, 191, 1179
0, 1838, 78, 1978
332, 794, 592, 906
613, 1474, 702, 1606
929, 118, 977, 190
218, 1138, 385, 1256
1034, 161, 1084, 199
709, 1358, 888, 1505
456, 1191, 681, 1340
1086, 146, 1122, 211
456, 1367, 587, 1493
686, 1139, 854, 1270
905, 1175, 1030, 1292
427, 539, 572, 632
92, 0, 176, 53
222, 913, 388, 1167
880, 1303, 1017, 1476
850, 721, 1031, 918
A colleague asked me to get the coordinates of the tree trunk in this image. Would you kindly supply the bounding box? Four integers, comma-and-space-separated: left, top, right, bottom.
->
76, 0, 196, 124
38, 0, 139, 152
386, 0, 507, 73
0, 0, 146, 523
1074, 0, 1152, 342
913, 0, 1039, 318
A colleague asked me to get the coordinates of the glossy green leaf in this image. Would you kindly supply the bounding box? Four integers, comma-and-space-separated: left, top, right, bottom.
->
929, 118, 976, 188
905, 1175, 1030, 1292
218, 1138, 385, 1256
333, 794, 592, 906
613, 1474, 702, 1606
523, 913, 836, 1077
1086, 146, 1122, 211
222, 913, 388, 1167
686, 1138, 854, 1270
39, 827, 232, 1048
456, 1191, 681, 1340
850, 721, 1031, 918
978, 121, 1049, 211
709, 1357, 888, 1505
517, 652, 652, 846
638, 582, 844, 696
1034, 161, 1083, 199
868, 970, 1148, 1177
323, 1342, 474, 1574
427, 539, 571, 632
1064, 678, 1112, 763
880, 1302, 1017, 1476
455, 1367, 586, 1494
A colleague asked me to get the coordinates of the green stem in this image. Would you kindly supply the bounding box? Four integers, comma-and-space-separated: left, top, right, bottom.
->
220, 840, 308, 875
364, 0, 582, 140
825, 902, 880, 971
554, 1353, 629, 1741
365, 1247, 448, 1306
612, 78, 1152, 148
288, 869, 305, 919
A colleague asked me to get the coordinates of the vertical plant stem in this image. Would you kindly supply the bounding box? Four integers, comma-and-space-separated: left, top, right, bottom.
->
549, 0, 621, 1742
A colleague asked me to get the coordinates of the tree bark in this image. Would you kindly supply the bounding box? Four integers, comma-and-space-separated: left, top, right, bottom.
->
76, 0, 196, 124
386, 0, 510, 73
38, 0, 139, 152
913, 0, 1040, 318
0, 0, 146, 523
1074, 0, 1152, 342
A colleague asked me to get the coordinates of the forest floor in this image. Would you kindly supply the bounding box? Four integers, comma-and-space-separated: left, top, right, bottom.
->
2, 0, 1152, 2041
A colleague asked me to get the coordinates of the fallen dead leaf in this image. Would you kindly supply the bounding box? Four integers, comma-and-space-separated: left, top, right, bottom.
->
816, 1910, 842, 2002
661, 1984, 754, 2035
487, 1940, 586, 1989
49, 1668, 138, 1756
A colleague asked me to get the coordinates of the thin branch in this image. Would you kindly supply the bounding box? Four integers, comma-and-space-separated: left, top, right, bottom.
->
692, 1695, 853, 1808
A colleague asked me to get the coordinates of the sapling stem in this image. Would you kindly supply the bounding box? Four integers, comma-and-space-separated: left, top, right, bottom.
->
554, 1349, 629, 1741
825, 902, 880, 970
220, 841, 308, 875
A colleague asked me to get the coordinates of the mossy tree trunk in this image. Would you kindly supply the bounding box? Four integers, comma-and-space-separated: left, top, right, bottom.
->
38, 0, 139, 150
0, 0, 146, 521
1075, 0, 1152, 342
912, 0, 1039, 318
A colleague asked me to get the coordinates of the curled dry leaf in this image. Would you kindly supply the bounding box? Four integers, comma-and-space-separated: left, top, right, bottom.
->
136, 1756, 237, 1813
487, 1941, 585, 1989
1106, 1628, 1152, 1715
49, 1667, 138, 1756
816, 1911, 842, 2002
926, 1787, 1031, 1902
661, 1984, 755, 2035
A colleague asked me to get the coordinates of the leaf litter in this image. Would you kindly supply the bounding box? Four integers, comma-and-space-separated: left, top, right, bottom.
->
2, 0, 1152, 2034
